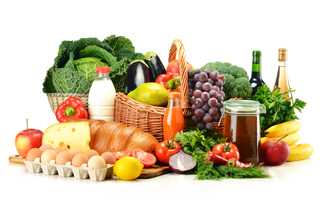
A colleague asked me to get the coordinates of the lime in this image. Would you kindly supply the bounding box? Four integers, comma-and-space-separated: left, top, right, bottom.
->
113, 156, 143, 180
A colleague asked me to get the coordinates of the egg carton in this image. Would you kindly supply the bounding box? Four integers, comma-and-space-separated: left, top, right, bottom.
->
23, 160, 113, 181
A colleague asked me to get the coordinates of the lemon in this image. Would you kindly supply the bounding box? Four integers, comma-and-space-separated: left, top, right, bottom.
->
113, 156, 143, 180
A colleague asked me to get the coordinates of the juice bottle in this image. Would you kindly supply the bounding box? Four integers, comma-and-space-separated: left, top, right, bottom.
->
163, 92, 184, 140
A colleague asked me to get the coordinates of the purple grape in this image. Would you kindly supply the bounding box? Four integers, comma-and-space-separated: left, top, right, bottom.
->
208, 79, 214, 85
203, 114, 213, 123
197, 123, 205, 129
194, 98, 203, 108
205, 123, 214, 130
216, 93, 224, 101
202, 82, 212, 91
201, 92, 210, 102
211, 85, 220, 92
190, 96, 196, 104
192, 115, 199, 123
216, 80, 224, 87
209, 71, 219, 81
194, 108, 205, 118
195, 81, 202, 89
193, 89, 202, 98
209, 90, 217, 98
209, 107, 219, 116
208, 97, 219, 107
199, 72, 208, 83
194, 73, 200, 81
202, 104, 210, 112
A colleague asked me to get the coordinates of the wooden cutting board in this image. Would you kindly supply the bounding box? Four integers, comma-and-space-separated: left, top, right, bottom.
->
9, 155, 170, 179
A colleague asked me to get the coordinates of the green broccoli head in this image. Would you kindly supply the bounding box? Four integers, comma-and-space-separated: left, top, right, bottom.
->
223, 74, 235, 99
229, 77, 252, 99
229, 65, 248, 78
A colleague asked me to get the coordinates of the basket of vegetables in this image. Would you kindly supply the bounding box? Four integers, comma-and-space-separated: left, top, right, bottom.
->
42, 35, 144, 112
114, 39, 192, 142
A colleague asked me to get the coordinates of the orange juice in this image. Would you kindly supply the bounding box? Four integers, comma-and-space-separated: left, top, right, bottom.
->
163, 92, 184, 140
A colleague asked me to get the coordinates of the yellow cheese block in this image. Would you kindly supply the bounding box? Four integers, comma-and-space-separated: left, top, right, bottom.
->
42, 121, 91, 152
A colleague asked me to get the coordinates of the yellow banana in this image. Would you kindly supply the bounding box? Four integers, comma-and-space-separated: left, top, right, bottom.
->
265, 120, 300, 138
260, 132, 300, 146
287, 144, 313, 162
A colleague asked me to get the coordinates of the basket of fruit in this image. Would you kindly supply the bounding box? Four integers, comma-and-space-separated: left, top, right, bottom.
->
114, 39, 192, 141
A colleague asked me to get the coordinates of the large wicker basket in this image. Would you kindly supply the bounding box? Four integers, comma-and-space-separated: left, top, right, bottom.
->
47, 93, 88, 113
114, 39, 191, 141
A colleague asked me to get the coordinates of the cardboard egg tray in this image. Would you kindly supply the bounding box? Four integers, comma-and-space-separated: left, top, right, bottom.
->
24, 158, 113, 182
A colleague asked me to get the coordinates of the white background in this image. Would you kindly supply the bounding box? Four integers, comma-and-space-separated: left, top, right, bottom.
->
0, 0, 324, 198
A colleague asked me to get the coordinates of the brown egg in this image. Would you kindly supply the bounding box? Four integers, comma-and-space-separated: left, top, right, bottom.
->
101, 151, 117, 164
41, 149, 58, 163
72, 153, 89, 167
26, 148, 43, 161
68, 149, 80, 156
86, 150, 99, 158
88, 155, 106, 169
56, 151, 73, 165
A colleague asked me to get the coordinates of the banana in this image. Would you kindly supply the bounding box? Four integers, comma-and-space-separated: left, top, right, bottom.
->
260, 132, 300, 146
265, 120, 300, 138
287, 144, 313, 162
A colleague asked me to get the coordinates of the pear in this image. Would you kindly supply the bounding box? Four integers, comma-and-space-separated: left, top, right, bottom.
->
128, 83, 169, 106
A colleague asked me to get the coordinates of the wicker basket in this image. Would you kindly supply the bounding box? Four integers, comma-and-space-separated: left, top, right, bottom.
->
47, 93, 88, 113
114, 39, 191, 141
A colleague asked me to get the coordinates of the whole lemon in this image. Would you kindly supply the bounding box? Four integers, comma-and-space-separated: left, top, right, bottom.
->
113, 156, 143, 180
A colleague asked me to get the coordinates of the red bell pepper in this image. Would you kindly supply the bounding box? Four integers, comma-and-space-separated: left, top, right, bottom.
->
155, 73, 173, 87
55, 96, 88, 122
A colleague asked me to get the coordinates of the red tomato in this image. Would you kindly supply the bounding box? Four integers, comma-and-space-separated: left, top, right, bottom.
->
155, 73, 173, 87
167, 61, 180, 75
155, 140, 181, 164
209, 143, 240, 165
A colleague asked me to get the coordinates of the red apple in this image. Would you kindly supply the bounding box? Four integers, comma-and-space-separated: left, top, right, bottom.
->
15, 129, 43, 158
261, 140, 290, 166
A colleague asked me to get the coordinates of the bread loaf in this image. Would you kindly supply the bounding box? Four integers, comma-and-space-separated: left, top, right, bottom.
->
42, 120, 158, 154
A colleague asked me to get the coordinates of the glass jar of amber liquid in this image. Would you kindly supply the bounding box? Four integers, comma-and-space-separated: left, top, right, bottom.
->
223, 100, 265, 164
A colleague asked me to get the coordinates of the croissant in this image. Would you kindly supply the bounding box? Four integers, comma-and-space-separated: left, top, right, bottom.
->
42, 120, 159, 154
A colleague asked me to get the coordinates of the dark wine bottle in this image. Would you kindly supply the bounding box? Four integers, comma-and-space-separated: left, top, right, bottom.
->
250, 50, 265, 94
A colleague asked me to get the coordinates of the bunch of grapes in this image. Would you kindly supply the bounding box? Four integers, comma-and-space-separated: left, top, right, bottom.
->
189, 70, 225, 130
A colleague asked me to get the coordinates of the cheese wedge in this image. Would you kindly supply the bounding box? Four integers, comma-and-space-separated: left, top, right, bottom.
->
42, 121, 91, 152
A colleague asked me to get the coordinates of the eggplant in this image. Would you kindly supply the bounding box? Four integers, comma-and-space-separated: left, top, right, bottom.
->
144, 52, 166, 80
127, 60, 153, 93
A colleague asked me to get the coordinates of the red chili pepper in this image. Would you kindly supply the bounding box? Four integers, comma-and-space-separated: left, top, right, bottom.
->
55, 96, 88, 122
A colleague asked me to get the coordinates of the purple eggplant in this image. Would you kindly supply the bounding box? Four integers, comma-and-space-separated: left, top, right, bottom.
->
127, 60, 153, 93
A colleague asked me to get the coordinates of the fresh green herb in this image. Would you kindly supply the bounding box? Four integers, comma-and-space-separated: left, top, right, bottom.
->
176, 129, 268, 180
175, 129, 225, 155
251, 84, 306, 134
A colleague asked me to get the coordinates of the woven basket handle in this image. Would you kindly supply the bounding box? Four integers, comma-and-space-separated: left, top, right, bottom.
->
168, 40, 190, 110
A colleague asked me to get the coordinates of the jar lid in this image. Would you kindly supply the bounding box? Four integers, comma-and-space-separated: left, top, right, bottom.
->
223, 99, 265, 115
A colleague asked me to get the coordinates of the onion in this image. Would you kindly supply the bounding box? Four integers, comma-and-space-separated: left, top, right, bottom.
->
169, 150, 196, 172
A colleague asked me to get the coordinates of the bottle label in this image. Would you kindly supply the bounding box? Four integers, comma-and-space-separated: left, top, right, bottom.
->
252, 64, 261, 72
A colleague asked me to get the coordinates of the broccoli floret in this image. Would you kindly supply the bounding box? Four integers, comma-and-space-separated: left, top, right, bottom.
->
229, 65, 248, 78
229, 77, 252, 99
200, 61, 252, 99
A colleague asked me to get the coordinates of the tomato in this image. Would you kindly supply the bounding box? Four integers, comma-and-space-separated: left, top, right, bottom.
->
133, 151, 157, 168
209, 143, 240, 165
155, 140, 181, 164
167, 61, 180, 75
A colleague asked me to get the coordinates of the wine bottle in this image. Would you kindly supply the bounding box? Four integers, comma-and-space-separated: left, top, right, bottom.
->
274, 48, 291, 99
250, 50, 265, 94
